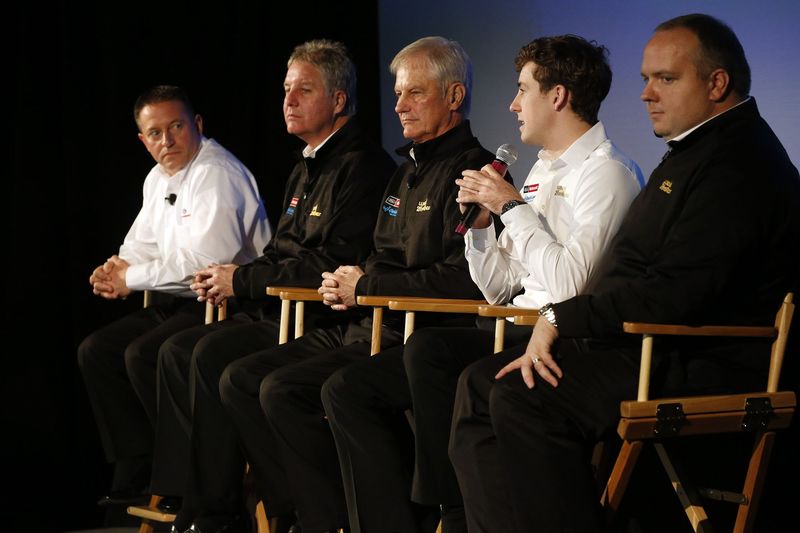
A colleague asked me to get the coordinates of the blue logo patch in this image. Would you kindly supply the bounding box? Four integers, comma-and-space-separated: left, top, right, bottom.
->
383, 195, 400, 217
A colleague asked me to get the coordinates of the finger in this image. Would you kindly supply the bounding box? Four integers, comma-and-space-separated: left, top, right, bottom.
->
534, 362, 560, 388
520, 363, 536, 389
545, 358, 564, 379
495, 358, 522, 379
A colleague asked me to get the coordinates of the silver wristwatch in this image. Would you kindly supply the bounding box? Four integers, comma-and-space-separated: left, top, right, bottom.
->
539, 303, 558, 328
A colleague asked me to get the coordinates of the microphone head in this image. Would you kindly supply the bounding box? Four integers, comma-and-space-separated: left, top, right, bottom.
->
495, 143, 518, 166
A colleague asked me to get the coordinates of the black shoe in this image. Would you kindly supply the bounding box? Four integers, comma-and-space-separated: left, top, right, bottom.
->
157, 496, 183, 513
97, 489, 149, 507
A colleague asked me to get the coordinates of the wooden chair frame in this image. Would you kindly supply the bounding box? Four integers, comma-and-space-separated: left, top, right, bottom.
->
600, 293, 796, 533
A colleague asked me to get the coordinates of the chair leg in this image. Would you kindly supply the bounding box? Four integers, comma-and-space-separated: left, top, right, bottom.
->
601, 440, 644, 518
734, 431, 776, 533
653, 443, 713, 533
137, 494, 162, 533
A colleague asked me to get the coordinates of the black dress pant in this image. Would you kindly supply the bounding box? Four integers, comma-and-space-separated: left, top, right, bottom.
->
448, 340, 640, 533
77, 298, 205, 489
220, 319, 403, 533
152, 312, 280, 507
321, 322, 532, 533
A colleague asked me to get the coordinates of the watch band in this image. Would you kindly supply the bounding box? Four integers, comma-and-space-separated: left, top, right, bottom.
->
539, 302, 558, 328
501, 199, 523, 214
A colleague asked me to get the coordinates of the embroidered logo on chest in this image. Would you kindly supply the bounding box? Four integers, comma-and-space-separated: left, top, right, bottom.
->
286, 196, 300, 216
310, 205, 322, 217
554, 185, 568, 198
416, 199, 431, 212
659, 180, 673, 194
383, 195, 401, 217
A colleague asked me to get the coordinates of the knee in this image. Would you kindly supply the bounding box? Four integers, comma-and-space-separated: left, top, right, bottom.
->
320, 366, 355, 417
192, 334, 224, 379
123, 339, 144, 373
219, 358, 246, 407
320, 368, 342, 413
403, 328, 443, 379
258, 372, 289, 417
77, 333, 101, 370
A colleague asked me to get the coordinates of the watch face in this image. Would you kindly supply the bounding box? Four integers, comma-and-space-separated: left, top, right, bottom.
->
502, 200, 521, 214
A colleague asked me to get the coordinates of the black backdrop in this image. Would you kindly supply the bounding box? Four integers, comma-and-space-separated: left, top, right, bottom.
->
8, 2, 382, 531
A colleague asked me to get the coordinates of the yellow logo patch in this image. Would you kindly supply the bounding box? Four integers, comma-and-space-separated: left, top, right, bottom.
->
310, 205, 322, 217
659, 180, 673, 194
416, 200, 431, 212
554, 185, 568, 198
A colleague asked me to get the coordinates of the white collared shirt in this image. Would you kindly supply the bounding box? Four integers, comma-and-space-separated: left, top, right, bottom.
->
119, 137, 272, 296
465, 122, 645, 308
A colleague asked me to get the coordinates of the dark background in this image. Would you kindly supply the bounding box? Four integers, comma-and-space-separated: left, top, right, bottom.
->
8, 1, 382, 531
6, 1, 798, 532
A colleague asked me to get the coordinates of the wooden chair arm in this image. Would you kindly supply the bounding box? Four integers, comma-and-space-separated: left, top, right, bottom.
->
513, 314, 539, 326
357, 296, 485, 354
388, 298, 486, 314
623, 322, 777, 338
478, 305, 540, 318
625, 293, 793, 401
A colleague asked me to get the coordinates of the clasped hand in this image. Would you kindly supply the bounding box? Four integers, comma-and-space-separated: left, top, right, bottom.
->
319, 265, 364, 311
89, 255, 131, 300
191, 263, 237, 306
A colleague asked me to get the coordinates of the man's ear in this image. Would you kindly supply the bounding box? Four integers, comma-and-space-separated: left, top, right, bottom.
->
333, 90, 347, 115
707, 68, 731, 102
553, 85, 569, 111
448, 83, 466, 110
194, 114, 204, 135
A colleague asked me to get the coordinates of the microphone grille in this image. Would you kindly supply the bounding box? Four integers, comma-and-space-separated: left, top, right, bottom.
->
495, 143, 518, 166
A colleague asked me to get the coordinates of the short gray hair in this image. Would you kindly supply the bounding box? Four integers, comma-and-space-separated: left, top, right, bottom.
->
390, 36, 473, 117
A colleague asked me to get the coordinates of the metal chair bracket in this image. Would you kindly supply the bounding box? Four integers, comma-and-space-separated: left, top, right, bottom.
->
654, 402, 686, 436
741, 397, 774, 431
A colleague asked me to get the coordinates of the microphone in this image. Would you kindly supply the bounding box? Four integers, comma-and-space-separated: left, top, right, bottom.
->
165, 193, 177, 205
455, 143, 518, 235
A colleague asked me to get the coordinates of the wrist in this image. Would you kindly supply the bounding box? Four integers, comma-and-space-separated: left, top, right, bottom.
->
501, 199, 524, 215
539, 302, 558, 329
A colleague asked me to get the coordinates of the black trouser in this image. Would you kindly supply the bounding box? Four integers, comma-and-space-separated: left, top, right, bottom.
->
321, 322, 532, 533
152, 312, 280, 505
448, 340, 639, 533
220, 319, 403, 533
77, 298, 205, 490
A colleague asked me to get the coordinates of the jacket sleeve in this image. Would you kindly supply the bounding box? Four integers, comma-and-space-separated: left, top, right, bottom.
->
233, 153, 394, 299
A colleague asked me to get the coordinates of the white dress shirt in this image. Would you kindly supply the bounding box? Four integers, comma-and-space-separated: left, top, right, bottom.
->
119, 137, 272, 297
465, 122, 644, 309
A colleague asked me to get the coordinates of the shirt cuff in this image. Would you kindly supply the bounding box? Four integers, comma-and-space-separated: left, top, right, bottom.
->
125, 263, 149, 292
465, 221, 496, 254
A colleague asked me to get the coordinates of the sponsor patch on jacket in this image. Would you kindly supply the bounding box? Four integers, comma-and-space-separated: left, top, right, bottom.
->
310, 204, 322, 217
554, 185, 568, 198
522, 183, 540, 203
383, 195, 401, 217
659, 180, 673, 194
416, 199, 431, 212
286, 196, 300, 216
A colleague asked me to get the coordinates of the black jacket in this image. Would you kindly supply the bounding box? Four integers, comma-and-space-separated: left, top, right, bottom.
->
356, 121, 497, 302
233, 118, 396, 301
556, 99, 800, 344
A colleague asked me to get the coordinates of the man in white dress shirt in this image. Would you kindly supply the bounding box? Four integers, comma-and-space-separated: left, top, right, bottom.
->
78, 85, 271, 507
321, 34, 644, 533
